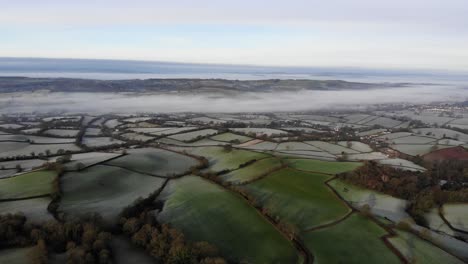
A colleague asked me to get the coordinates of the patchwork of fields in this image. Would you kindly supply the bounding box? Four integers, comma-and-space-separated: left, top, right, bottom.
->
1, 111, 467, 263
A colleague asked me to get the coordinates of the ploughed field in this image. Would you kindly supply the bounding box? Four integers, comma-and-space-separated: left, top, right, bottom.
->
1, 112, 468, 263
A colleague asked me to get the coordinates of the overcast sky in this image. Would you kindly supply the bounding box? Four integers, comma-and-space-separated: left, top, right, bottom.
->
1, 0, 468, 71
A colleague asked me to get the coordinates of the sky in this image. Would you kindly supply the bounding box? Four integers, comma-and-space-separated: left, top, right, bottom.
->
1, 0, 468, 71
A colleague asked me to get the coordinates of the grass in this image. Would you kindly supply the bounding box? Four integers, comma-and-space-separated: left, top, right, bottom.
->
105, 148, 198, 177
44, 129, 80, 137
305, 141, 359, 155
0, 159, 46, 170
241, 168, 350, 230
337, 141, 373, 152
0, 170, 56, 199
0, 169, 17, 178
329, 179, 411, 222
346, 152, 388, 161
424, 208, 455, 236
220, 157, 283, 184
388, 230, 464, 264
82, 137, 124, 147
168, 129, 218, 142
378, 158, 426, 172
303, 213, 401, 264
276, 142, 322, 151
0, 143, 81, 158
157, 176, 299, 263
0, 197, 53, 223
59, 165, 165, 225
285, 159, 362, 174
121, 133, 155, 142
241, 141, 278, 151
55, 152, 121, 171
189, 146, 269, 172
150, 127, 198, 136
0, 134, 75, 143
442, 204, 468, 232
392, 136, 437, 144
210, 132, 252, 143
230, 127, 287, 136
275, 150, 337, 161
391, 144, 452, 156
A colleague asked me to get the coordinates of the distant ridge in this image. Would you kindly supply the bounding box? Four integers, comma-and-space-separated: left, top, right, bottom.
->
0, 77, 396, 93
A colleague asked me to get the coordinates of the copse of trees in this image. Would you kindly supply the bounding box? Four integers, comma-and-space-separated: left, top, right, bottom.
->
119, 211, 227, 264
0, 213, 30, 247
338, 160, 468, 225
0, 213, 113, 264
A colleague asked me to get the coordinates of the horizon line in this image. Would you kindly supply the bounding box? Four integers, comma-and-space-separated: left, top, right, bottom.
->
1, 56, 468, 76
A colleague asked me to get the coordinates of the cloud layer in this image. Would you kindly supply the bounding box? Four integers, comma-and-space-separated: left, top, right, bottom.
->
1, 85, 465, 114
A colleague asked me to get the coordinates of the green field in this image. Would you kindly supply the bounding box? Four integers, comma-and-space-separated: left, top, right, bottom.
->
59, 165, 165, 225
0, 170, 56, 199
221, 157, 283, 184
242, 168, 350, 230
303, 213, 400, 263
285, 159, 362, 174
210, 132, 252, 143
157, 176, 299, 263
189, 146, 270, 172
388, 230, 464, 264
105, 147, 198, 177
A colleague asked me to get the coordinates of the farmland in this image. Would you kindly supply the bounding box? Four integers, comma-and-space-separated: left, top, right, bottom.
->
241, 168, 350, 230
0, 170, 57, 199
442, 204, 468, 232
0, 105, 467, 263
0, 197, 53, 223
302, 213, 401, 263
59, 165, 166, 225
285, 159, 362, 174
185, 146, 269, 172
388, 230, 464, 264
168, 128, 218, 142
157, 176, 299, 263
329, 178, 411, 222
0, 142, 80, 159
220, 157, 283, 184
105, 148, 199, 176
210, 132, 252, 143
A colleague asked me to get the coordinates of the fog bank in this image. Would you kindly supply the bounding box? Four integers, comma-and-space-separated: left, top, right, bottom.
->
0, 85, 465, 114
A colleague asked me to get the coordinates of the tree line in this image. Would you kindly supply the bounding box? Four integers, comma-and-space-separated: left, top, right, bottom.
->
0, 213, 112, 264
338, 160, 468, 225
